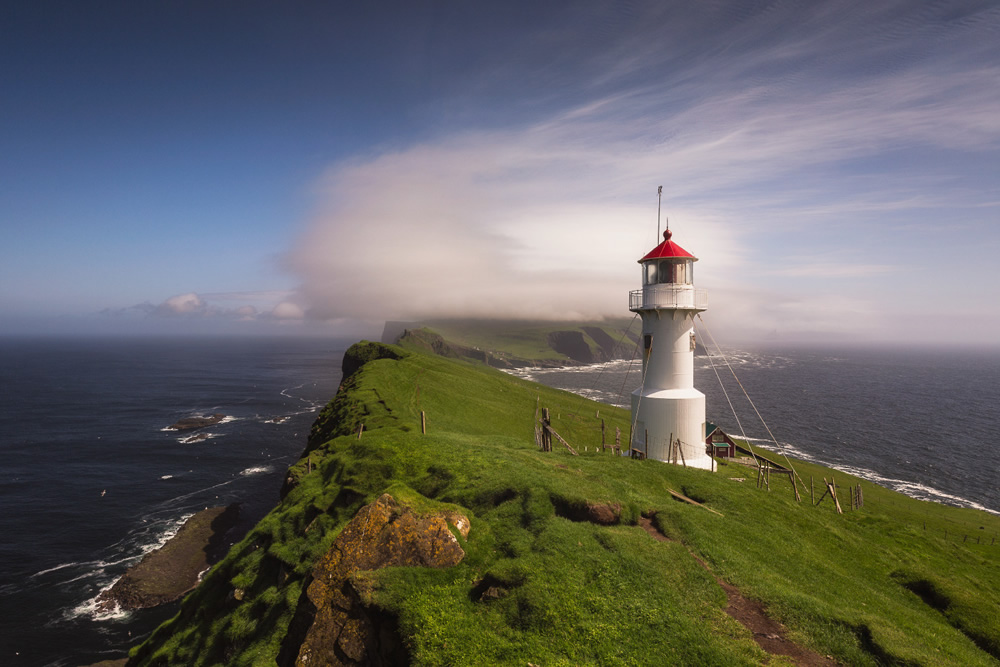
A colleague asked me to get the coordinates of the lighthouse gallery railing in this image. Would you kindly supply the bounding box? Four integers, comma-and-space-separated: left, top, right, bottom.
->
629, 287, 708, 311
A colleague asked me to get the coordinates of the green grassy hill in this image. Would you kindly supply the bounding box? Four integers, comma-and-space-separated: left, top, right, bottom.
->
127, 341, 1000, 666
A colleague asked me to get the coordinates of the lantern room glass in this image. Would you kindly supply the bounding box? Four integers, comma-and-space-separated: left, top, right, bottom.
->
642, 259, 693, 285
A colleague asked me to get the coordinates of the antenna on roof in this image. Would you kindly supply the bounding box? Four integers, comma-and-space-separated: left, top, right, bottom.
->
657, 185, 663, 241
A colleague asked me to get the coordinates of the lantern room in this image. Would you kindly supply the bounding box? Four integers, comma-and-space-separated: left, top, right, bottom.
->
639, 229, 696, 286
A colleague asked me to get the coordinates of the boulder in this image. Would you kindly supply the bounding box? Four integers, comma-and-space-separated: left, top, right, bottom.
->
281, 494, 469, 666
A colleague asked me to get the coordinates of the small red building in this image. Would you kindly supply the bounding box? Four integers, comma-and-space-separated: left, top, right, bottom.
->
705, 423, 736, 458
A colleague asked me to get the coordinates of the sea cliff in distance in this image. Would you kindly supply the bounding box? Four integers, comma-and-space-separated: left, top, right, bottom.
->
380, 318, 641, 367
117, 333, 1000, 666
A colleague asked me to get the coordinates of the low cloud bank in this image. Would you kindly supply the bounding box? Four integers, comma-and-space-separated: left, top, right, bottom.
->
106, 292, 305, 323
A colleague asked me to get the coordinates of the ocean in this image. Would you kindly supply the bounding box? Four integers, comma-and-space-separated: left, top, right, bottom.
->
1, 337, 997, 666
0, 337, 346, 667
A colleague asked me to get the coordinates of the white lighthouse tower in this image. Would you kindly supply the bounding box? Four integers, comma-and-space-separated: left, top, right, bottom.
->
629, 226, 712, 470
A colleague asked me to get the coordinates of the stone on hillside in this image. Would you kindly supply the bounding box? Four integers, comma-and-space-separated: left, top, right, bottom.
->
280, 493, 469, 667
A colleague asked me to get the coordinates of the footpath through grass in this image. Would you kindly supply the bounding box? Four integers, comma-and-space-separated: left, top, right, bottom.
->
130, 341, 1000, 666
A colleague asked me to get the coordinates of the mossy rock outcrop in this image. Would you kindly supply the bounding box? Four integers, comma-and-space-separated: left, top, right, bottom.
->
279, 493, 469, 666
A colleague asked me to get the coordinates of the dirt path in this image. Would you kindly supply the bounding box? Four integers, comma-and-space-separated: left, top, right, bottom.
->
637, 516, 837, 666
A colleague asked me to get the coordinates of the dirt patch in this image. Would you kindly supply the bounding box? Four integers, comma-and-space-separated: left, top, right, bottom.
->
552, 498, 621, 525
716, 577, 837, 666
638, 515, 671, 541
639, 513, 837, 666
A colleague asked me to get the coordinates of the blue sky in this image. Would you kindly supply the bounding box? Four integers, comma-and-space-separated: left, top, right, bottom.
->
2, 1, 998, 343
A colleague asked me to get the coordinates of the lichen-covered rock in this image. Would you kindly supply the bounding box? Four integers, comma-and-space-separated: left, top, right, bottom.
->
281, 493, 468, 666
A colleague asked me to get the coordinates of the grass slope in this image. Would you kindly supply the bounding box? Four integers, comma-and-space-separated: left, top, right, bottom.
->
130, 342, 1000, 666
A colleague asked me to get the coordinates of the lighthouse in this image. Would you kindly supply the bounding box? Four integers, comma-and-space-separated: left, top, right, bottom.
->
629, 227, 712, 470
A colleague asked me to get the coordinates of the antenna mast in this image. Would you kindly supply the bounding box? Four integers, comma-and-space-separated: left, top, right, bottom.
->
657, 185, 663, 241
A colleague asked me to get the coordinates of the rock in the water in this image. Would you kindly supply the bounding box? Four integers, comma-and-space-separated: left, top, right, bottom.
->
281, 493, 469, 667
168, 413, 226, 430
95, 504, 239, 612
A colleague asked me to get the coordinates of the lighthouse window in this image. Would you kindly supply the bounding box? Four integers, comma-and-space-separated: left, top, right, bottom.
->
657, 261, 672, 284
656, 260, 683, 284
644, 262, 657, 285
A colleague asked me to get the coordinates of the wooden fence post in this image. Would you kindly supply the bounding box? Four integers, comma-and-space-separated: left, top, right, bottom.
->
357, 423, 364, 439
542, 408, 552, 452
420, 410, 426, 434
830, 479, 842, 514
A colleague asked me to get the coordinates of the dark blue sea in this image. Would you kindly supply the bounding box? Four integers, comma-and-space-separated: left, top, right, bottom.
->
508, 344, 1000, 516
0, 337, 346, 667
2, 338, 998, 666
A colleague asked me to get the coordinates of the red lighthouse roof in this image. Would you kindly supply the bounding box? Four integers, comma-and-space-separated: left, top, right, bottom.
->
638, 229, 696, 263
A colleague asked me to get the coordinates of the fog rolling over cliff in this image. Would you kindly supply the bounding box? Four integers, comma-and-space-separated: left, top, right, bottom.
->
380, 318, 640, 367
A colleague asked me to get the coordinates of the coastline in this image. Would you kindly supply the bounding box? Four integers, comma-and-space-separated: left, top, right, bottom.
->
94, 504, 241, 613
0, 336, 347, 667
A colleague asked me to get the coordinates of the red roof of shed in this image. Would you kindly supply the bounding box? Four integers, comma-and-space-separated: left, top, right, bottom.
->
638, 229, 697, 263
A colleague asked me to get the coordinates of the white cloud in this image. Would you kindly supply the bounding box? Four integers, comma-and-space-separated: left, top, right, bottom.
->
156, 293, 209, 316
270, 302, 305, 320
128, 292, 300, 323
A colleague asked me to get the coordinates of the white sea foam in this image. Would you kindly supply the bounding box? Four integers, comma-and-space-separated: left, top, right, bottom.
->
264, 415, 291, 424
63, 512, 194, 622
178, 432, 221, 444
280, 382, 306, 399
157, 479, 237, 507
32, 561, 91, 578
240, 465, 273, 476
68, 583, 129, 622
